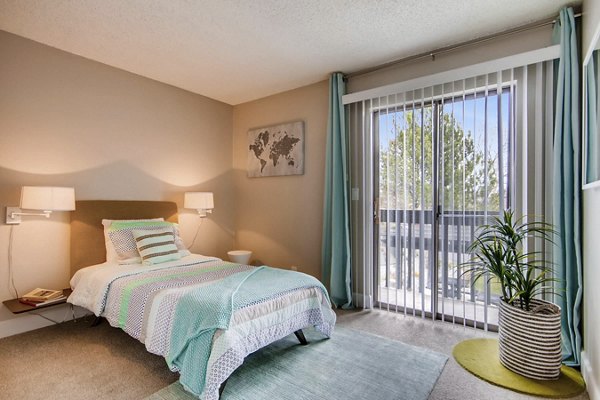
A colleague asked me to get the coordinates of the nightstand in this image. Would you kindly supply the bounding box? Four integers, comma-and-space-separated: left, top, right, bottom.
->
2, 288, 72, 314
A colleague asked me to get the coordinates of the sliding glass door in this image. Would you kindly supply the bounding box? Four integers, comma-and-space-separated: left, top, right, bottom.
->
374, 82, 512, 329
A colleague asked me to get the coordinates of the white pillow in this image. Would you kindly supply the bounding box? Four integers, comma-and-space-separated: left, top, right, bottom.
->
102, 218, 164, 262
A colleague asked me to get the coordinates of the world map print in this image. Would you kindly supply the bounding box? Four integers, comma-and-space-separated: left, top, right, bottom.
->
247, 121, 304, 177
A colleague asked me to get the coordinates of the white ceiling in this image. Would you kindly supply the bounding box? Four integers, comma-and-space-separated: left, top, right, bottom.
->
0, 0, 579, 105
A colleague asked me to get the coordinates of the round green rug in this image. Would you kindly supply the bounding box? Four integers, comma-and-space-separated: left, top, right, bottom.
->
453, 339, 585, 398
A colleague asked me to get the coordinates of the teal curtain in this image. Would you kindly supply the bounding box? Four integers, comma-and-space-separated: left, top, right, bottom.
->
552, 7, 583, 366
322, 72, 352, 308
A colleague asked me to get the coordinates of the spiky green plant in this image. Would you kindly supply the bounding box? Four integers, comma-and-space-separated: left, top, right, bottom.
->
462, 210, 558, 311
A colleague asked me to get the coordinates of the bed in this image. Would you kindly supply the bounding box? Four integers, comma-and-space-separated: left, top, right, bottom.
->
67, 200, 336, 400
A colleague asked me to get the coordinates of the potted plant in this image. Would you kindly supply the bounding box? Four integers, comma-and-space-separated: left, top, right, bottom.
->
463, 210, 562, 380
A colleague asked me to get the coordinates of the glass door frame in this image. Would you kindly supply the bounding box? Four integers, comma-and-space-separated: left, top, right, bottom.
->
371, 87, 513, 331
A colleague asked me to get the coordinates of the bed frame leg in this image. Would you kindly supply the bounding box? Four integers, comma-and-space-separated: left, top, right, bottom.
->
216, 331, 306, 398
91, 316, 103, 327
294, 329, 308, 345
219, 378, 228, 397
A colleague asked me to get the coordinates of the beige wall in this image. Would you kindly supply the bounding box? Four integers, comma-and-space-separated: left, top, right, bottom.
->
347, 25, 554, 94
582, 1, 600, 398
232, 81, 328, 279
0, 31, 234, 334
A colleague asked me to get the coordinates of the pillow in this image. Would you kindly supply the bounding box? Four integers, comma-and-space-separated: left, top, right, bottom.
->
102, 218, 164, 262
107, 221, 190, 264
132, 228, 182, 265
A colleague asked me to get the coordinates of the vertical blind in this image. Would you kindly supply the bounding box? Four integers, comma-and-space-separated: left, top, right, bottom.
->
347, 59, 555, 330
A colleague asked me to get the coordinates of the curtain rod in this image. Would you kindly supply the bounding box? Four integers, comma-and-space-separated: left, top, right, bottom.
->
345, 12, 582, 79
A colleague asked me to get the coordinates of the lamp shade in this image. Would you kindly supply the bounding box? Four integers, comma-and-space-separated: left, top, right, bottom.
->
184, 192, 214, 210
20, 186, 76, 211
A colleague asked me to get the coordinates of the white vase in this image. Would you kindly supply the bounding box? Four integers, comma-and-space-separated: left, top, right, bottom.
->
227, 250, 252, 264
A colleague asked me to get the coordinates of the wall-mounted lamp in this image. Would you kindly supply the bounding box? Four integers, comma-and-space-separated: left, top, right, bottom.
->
184, 192, 214, 217
6, 186, 76, 224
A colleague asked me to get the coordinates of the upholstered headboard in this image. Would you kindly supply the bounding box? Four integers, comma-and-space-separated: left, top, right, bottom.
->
70, 200, 178, 276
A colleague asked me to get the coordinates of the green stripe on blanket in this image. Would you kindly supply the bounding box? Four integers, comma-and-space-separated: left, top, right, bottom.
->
167, 266, 330, 398
118, 262, 241, 328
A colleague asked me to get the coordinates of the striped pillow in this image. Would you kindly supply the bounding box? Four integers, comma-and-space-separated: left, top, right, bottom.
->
131, 228, 182, 265
107, 221, 191, 264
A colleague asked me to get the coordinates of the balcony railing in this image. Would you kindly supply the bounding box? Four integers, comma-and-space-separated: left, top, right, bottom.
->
378, 209, 500, 307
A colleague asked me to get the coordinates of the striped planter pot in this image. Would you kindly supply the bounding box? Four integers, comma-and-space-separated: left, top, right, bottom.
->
498, 298, 562, 380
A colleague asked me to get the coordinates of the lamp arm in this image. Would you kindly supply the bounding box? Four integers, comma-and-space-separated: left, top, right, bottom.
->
196, 209, 212, 218
12, 210, 52, 218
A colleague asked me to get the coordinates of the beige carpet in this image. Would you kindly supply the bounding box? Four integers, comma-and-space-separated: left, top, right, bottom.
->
0, 315, 177, 400
0, 310, 590, 400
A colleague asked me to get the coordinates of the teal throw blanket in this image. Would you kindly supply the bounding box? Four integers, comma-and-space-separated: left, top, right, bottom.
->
167, 266, 329, 397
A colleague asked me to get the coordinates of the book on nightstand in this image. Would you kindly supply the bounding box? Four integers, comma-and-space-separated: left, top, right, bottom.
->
19, 295, 67, 307
21, 288, 63, 302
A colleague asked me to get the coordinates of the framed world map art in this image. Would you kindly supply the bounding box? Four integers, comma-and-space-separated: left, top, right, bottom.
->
247, 121, 304, 178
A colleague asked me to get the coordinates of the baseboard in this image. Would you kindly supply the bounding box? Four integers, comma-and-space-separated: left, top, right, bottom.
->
582, 350, 600, 400
0, 304, 86, 339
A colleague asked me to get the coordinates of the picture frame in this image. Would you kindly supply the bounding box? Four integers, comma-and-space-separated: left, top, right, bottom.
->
247, 121, 304, 178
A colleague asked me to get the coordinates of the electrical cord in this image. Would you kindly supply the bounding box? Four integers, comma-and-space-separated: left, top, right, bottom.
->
7, 225, 19, 298
31, 304, 86, 325
8, 225, 82, 325
30, 311, 64, 324
187, 218, 204, 250
31, 303, 73, 324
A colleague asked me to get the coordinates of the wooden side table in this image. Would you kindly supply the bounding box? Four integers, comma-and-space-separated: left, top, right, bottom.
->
2, 288, 72, 314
